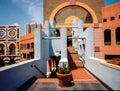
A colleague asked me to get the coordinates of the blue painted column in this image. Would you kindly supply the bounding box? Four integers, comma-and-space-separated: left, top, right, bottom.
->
44, 21, 50, 59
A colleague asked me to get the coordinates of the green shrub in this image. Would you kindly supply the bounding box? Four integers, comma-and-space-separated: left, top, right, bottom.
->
58, 63, 70, 74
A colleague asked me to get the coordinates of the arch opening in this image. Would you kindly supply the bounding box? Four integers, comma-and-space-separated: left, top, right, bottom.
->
50, 2, 98, 24
9, 43, 16, 55
116, 27, 120, 45
0, 44, 5, 55
104, 29, 111, 45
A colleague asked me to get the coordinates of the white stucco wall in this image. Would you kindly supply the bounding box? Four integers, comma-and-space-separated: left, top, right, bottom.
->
85, 57, 120, 90
0, 59, 45, 91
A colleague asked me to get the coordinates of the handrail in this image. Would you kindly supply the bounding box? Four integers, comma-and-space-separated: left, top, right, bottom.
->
31, 64, 46, 78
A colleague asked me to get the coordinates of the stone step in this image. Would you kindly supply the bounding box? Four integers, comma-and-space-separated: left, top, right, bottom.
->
35, 78, 58, 83
69, 64, 84, 68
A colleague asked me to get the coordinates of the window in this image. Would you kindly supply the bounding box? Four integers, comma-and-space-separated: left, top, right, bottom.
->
0, 30, 5, 38
103, 18, 107, 22
116, 27, 120, 45
31, 43, 34, 49
0, 44, 5, 55
119, 15, 120, 19
111, 16, 115, 21
27, 43, 30, 49
104, 29, 111, 45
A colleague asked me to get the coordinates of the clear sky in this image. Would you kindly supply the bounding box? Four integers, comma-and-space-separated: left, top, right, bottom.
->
0, 0, 119, 36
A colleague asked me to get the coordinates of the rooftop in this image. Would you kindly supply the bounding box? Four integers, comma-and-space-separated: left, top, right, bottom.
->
16, 47, 109, 91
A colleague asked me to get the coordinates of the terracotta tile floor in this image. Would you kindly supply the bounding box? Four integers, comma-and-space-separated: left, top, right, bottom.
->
36, 47, 98, 83
17, 47, 108, 91
35, 78, 58, 83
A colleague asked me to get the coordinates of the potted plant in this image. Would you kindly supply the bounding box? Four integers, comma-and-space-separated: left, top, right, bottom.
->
56, 63, 72, 87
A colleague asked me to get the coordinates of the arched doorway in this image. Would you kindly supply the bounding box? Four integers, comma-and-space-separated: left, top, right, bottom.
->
9, 43, 16, 55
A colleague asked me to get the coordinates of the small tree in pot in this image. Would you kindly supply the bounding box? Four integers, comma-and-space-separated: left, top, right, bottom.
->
56, 63, 72, 87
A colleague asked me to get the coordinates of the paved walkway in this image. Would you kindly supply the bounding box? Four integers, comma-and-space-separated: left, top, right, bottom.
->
17, 47, 108, 91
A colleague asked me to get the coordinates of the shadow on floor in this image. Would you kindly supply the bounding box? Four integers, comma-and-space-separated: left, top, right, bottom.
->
16, 77, 37, 91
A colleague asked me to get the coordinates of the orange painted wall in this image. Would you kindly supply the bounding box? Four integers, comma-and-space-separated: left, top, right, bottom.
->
20, 32, 34, 61
102, 2, 120, 58
20, 32, 34, 44
94, 23, 104, 59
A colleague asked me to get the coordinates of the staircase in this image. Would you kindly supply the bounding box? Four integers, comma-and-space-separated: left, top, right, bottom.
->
67, 47, 98, 82
68, 47, 84, 69
34, 47, 98, 83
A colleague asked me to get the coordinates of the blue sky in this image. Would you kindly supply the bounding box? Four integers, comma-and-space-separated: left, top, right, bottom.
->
0, 0, 119, 36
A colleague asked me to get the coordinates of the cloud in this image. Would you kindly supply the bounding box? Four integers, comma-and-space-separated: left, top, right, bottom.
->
12, 0, 43, 23
28, 3, 43, 23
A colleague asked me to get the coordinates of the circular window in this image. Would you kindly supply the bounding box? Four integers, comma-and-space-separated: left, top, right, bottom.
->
0, 30, 5, 38
8, 29, 16, 38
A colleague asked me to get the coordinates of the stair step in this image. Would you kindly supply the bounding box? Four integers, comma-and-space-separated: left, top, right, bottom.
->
70, 64, 83, 67
35, 78, 58, 83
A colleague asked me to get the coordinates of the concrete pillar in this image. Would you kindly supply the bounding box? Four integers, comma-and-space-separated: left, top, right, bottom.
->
84, 27, 94, 58
72, 18, 78, 50
60, 28, 67, 58
44, 21, 50, 59
59, 28, 68, 67
78, 20, 84, 56
34, 28, 42, 59
45, 21, 50, 76
78, 20, 83, 37
34, 28, 46, 76
50, 19, 56, 37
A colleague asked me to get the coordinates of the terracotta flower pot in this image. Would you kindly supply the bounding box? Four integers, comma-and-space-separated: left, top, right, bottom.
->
56, 72, 72, 87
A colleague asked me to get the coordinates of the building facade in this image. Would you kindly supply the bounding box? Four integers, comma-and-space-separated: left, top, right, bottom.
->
102, 2, 120, 59
44, 0, 103, 24
25, 22, 42, 34
44, 0, 104, 59
20, 23, 42, 61
0, 25, 20, 66
20, 32, 34, 61
20, 1, 120, 60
